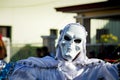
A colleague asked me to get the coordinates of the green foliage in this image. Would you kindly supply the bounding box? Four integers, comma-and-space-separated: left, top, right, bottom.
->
98, 34, 118, 43
11, 45, 37, 62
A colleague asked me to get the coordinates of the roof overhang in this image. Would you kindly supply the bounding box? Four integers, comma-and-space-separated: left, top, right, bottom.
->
55, 0, 120, 13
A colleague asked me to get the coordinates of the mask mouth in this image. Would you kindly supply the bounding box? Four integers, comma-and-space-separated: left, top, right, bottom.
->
62, 52, 81, 62
62, 53, 72, 61
72, 52, 80, 62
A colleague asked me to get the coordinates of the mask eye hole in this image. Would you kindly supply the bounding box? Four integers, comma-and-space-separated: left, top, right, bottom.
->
74, 39, 81, 43
64, 35, 71, 41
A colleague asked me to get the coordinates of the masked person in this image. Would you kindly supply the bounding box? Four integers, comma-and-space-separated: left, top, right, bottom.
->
0, 34, 7, 76
56, 23, 120, 80
0, 23, 120, 80
0, 34, 7, 60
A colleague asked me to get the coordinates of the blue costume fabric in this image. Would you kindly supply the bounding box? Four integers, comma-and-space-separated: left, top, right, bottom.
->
0, 57, 119, 80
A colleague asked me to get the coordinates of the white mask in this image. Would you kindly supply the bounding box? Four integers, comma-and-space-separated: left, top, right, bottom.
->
56, 23, 87, 62
60, 30, 82, 61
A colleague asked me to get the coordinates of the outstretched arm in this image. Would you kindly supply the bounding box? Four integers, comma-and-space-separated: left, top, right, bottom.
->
117, 63, 120, 79
99, 62, 120, 80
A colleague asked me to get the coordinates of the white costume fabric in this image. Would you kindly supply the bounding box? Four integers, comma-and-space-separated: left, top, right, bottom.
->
7, 23, 120, 80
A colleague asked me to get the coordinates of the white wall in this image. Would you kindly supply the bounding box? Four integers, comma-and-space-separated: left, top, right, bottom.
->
0, 5, 76, 44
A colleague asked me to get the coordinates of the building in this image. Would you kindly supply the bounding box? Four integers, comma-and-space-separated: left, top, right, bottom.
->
55, 0, 120, 44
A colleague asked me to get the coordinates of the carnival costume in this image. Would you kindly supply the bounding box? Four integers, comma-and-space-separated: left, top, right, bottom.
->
0, 23, 120, 80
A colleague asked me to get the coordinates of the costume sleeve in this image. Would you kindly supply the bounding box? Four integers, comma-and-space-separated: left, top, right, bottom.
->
9, 66, 37, 80
9, 56, 65, 80
98, 62, 119, 80
117, 63, 120, 80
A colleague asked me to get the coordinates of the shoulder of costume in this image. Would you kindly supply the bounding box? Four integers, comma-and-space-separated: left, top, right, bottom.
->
15, 56, 59, 69
84, 58, 112, 67
85, 58, 120, 69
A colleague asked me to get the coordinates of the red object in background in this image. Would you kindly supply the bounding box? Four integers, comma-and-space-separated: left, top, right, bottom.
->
0, 34, 2, 39
104, 58, 119, 63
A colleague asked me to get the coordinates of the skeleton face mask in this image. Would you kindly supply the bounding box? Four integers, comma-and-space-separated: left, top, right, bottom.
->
58, 23, 87, 61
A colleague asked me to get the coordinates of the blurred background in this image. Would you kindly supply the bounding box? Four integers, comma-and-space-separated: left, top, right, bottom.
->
0, 0, 120, 63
